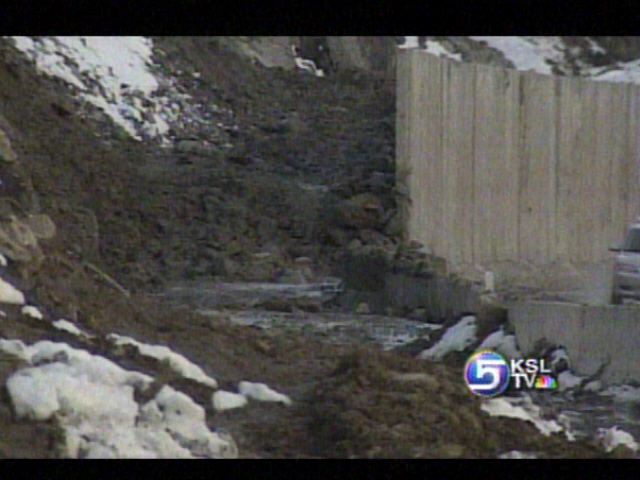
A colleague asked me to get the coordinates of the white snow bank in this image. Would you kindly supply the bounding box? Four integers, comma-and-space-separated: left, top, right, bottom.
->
212, 390, 248, 411
476, 327, 521, 359
418, 315, 477, 361
107, 334, 217, 389
238, 381, 292, 406
596, 426, 639, 453
21, 305, 43, 320
481, 394, 570, 438
1, 340, 236, 458
140, 385, 237, 458
0, 278, 25, 304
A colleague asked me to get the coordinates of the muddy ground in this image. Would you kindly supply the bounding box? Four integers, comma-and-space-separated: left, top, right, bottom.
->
0, 37, 626, 458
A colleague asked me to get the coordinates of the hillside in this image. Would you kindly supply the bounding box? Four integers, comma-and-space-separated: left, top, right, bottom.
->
0, 36, 636, 458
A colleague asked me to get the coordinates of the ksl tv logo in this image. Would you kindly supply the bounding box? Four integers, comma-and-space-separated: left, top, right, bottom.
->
464, 350, 558, 397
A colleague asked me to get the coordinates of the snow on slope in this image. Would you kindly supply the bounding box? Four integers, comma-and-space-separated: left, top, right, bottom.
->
404, 36, 640, 85
1, 339, 237, 458
7, 36, 218, 144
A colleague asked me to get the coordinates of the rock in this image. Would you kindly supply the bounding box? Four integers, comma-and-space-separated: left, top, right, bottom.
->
0, 129, 17, 163
383, 210, 403, 238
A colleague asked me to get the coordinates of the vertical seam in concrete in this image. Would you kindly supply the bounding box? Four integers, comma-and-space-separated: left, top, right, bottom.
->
471, 66, 477, 265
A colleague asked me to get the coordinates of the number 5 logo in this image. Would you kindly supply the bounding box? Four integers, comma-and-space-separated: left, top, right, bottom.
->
464, 351, 510, 397
471, 359, 505, 390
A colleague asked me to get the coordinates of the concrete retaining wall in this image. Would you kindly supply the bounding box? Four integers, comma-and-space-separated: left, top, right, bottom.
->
510, 301, 640, 385
396, 49, 640, 270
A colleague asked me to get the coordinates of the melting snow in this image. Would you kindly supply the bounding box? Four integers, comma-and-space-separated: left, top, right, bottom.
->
600, 384, 640, 402
596, 426, 639, 453
0, 277, 25, 304
418, 315, 477, 361
481, 394, 568, 438
7, 36, 216, 143
212, 390, 248, 411
0, 339, 236, 458
424, 40, 462, 61
476, 327, 521, 359
107, 333, 217, 389
53, 319, 91, 338
21, 305, 43, 320
238, 381, 292, 406
469, 36, 565, 75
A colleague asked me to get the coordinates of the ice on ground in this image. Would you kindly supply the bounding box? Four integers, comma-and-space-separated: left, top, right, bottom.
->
596, 426, 639, 453
1, 340, 236, 458
21, 305, 43, 320
53, 319, 91, 338
481, 394, 568, 438
418, 315, 477, 361
107, 334, 217, 389
476, 327, 521, 359
0, 277, 25, 304
238, 381, 292, 406
212, 390, 248, 411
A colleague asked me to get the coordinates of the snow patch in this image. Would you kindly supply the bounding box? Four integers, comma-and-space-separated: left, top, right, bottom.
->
424, 40, 462, 61
597, 426, 639, 453
469, 36, 564, 75
0, 278, 25, 304
1, 340, 236, 458
557, 370, 584, 391
238, 381, 292, 406
53, 319, 91, 338
418, 315, 477, 361
7, 36, 217, 143
0, 254, 7, 267
399, 37, 419, 49
481, 394, 570, 438
600, 384, 640, 402
476, 327, 521, 359
212, 390, 248, 411
107, 333, 217, 389
21, 305, 43, 320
